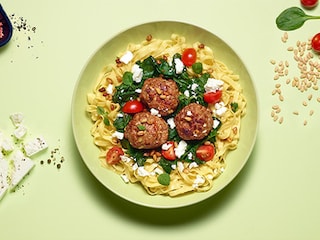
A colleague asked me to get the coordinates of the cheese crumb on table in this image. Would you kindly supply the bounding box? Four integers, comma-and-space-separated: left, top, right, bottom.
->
23, 136, 48, 157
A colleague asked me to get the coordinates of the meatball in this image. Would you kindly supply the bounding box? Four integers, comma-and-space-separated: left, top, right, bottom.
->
124, 111, 168, 149
139, 77, 179, 116
174, 103, 213, 141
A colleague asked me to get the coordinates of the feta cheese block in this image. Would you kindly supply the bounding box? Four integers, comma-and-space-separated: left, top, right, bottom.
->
23, 136, 48, 157
10, 150, 35, 189
0, 131, 15, 153
0, 155, 9, 200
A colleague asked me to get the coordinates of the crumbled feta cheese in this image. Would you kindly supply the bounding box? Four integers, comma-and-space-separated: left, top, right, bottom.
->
191, 83, 198, 91
106, 84, 113, 94
184, 90, 190, 97
117, 113, 124, 118
192, 175, 205, 188
0, 132, 14, 153
132, 163, 138, 171
214, 101, 227, 116
171, 164, 177, 170
174, 58, 185, 74
174, 140, 187, 158
23, 136, 48, 157
189, 161, 199, 169
150, 108, 160, 117
13, 125, 27, 140
10, 150, 35, 189
10, 112, 24, 127
204, 78, 224, 93
177, 161, 184, 173
120, 174, 130, 183
132, 64, 143, 83
167, 118, 176, 129
120, 51, 133, 64
135, 89, 142, 93
137, 166, 150, 177
187, 152, 193, 160
120, 155, 132, 163
112, 131, 124, 140
207, 174, 214, 180
162, 142, 173, 151
213, 119, 220, 129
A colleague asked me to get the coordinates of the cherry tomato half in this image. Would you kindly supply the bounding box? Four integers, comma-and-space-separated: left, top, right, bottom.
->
106, 146, 124, 165
301, 0, 318, 8
161, 141, 176, 161
196, 144, 215, 162
122, 99, 144, 114
311, 33, 320, 52
203, 90, 222, 104
181, 48, 197, 67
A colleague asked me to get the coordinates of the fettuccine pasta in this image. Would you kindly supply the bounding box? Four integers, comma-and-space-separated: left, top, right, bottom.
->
86, 34, 246, 197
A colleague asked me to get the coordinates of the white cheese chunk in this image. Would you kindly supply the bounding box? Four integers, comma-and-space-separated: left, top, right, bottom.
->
10, 150, 35, 189
0, 156, 9, 200
189, 161, 199, 169
192, 175, 205, 188
150, 108, 160, 117
204, 78, 224, 93
23, 136, 48, 157
177, 161, 184, 173
112, 131, 124, 140
13, 125, 27, 140
162, 142, 173, 151
0, 132, 14, 153
174, 140, 187, 158
120, 174, 130, 183
120, 51, 133, 64
213, 119, 220, 129
132, 64, 143, 83
106, 84, 113, 95
137, 166, 150, 177
167, 118, 176, 129
174, 58, 185, 74
10, 112, 24, 127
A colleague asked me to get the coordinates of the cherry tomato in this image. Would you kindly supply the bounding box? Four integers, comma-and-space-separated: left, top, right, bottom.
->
301, 0, 318, 8
181, 48, 197, 66
203, 90, 222, 104
196, 144, 215, 162
106, 146, 124, 165
122, 99, 144, 114
161, 141, 176, 161
311, 33, 320, 52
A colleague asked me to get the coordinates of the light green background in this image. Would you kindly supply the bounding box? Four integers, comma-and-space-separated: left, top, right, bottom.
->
0, 0, 319, 239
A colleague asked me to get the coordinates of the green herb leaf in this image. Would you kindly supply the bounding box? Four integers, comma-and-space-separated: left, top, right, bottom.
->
231, 102, 239, 113
97, 106, 106, 115
137, 125, 146, 131
157, 173, 170, 186
159, 157, 174, 174
103, 118, 110, 126
192, 62, 203, 74
276, 7, 320, 31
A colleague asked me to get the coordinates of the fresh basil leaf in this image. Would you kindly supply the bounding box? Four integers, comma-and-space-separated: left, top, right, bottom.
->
192, 62, 203, 74
97, 106, 105, 115
231, 102, 239, 112
157, 173, 170, 186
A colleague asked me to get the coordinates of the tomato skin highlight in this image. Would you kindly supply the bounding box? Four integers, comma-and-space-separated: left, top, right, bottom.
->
122, 99, 144, 113
181, 48, 197, 66
311, 33, 320, 53
161, 141, 176, 161
203, 90, 222, 104
301, 0, 318, 8
196, 145, 215, 162
106, 146, 124, 165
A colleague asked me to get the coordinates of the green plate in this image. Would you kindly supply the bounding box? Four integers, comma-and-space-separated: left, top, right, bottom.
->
71, 21, 258, 208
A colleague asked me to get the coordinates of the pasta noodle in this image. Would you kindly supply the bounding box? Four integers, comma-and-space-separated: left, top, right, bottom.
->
86, 34, 246, 197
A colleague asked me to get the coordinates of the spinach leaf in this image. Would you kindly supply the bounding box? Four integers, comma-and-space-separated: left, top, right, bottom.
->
157, 173, 170, 186
113, 113, 132, 132
276, 7, 320, 31
159, 157, 175, 174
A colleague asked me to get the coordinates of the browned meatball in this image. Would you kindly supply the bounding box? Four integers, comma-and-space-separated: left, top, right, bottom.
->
124, 111, 168, 149
174, 103, 213, 141
139, 77, 179, 116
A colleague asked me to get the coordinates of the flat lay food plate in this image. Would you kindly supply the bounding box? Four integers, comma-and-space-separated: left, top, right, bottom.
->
71, 21, 258, 208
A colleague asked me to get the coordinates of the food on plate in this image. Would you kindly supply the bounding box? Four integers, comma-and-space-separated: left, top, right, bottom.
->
87, 34, 246, 196
174, 103, 213, 141
139, 77, 179, 116
124, 111, 168, 149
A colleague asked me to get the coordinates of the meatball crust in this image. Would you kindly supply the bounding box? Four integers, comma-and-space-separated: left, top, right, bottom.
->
174, 103, 213, 141
124, 111, 168, 149
139, 77, 179, 116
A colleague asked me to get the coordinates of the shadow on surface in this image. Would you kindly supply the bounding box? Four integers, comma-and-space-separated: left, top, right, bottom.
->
71, 127, 260, 227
